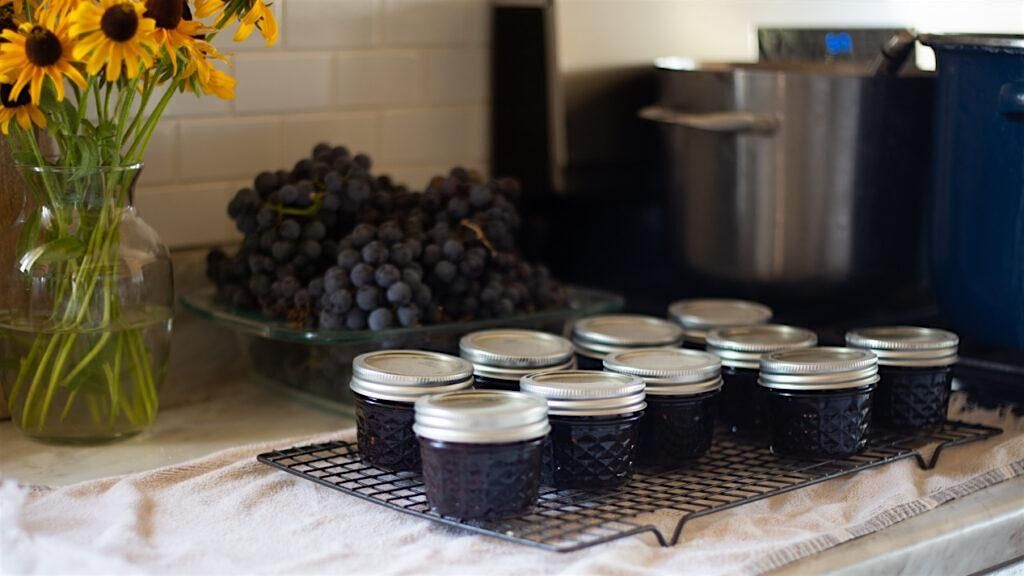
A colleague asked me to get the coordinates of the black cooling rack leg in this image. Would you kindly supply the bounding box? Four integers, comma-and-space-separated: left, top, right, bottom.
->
667, 515, 693, 547
921, 444, 946, 470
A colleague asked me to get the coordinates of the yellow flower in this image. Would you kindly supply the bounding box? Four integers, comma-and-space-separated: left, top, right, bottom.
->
47, 0, 82, 16
0, 81, 46, 133
145, 0, 208, 73
0, 13, 86, 103
233, 0, 275, 47
183, 41, 232, 99
0, 0, 27, 20
70, 0, 158, 82
192, 0, 222, 19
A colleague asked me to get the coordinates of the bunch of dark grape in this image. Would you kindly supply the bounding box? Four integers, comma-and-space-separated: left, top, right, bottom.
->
207, 143, 567, 330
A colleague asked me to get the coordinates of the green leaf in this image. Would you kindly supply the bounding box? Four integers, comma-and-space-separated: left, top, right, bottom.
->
18, 237, 85, 273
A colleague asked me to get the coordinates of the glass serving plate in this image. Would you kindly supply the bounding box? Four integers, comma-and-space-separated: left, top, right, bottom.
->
180, 285, 624, 411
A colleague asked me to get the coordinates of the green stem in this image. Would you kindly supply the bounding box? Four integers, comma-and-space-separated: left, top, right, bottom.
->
35, 332, 78, 430
56, 331, 111, 388
59, 388, 80, 422
20, 334, 62, 428
7, 336, 45, 409
123, 79, 157, 150
107, 333, 124, 427
126, 78, 181, 162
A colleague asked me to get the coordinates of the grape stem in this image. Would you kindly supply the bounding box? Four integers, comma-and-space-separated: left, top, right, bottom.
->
458, 219, 497, 256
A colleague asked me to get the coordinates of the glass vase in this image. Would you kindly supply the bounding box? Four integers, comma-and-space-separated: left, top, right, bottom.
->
0, 164, 173, 443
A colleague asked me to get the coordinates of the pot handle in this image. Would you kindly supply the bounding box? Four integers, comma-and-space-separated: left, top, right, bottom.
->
638, 105, 780, 134
999, 82, 1024, 117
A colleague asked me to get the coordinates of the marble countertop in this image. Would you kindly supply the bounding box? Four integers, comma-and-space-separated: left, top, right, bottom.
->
0, 378, 352, 486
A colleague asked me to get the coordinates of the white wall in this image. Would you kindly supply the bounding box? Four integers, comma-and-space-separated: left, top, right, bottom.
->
137, 0, 490, 248
555, 0, 1024, 72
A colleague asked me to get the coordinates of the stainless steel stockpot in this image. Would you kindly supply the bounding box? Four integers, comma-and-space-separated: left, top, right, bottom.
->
641, 60, 934, 294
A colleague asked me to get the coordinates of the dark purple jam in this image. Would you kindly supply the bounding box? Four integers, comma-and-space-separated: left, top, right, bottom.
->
473, 374, 520, 391
575, 354, 605, 370
766, 385, 875, 458
419, 437, 544, 519
354, 392, 420, 472
875, 365, 952, 430
639, 391, 719, 466
542, 412, 642, 488
720, 365, 769, 436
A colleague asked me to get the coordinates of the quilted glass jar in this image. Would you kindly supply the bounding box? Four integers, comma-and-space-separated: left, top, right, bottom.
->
604, 348, 722, 466
668, 298, 772, 349
706, 325, 817, 436
350, 350, 473, 471
846, 327, 959, 430
521, 370, 646, 488
571, 314, 683, 369
459, 329, 575, 391
759, 347, 879, 458
414, 390, 549, 519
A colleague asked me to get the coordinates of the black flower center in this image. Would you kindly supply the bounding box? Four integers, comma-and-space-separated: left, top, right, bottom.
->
0, 6, 16, 39
25, 26, 62, 67
144, 0, 182, 30
101, 3, 139, 41
0, 83, 31, 108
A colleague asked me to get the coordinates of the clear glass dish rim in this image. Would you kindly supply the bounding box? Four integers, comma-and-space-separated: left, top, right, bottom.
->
179, 285, 625, 345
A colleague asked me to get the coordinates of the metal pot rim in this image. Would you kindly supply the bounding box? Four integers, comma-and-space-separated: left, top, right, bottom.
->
920, 33, 1024, 51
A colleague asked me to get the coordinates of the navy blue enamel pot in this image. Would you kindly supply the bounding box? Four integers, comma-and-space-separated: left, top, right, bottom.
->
921, 34, 1024, 348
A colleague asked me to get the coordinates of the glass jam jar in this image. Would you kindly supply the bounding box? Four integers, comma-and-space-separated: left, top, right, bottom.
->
705, 325, 817, 436
846, 327, 959, 430
520, 370, 646, 489
603, 348, 722, 466
759, 347, 879, 458
414, 390, 550, 520
459, 329, 575, 391
668, 298, 773, 349
350, 350, 473, 471
571, 314, 684, 370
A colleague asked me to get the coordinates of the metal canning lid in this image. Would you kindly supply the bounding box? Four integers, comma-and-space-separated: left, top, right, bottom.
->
572, 314, 684, 358
460, 329, 575, 380
706, 324, 818, 369
668, 299, 773, 344
845, 326, 959, 367
413, 390, 550, 444
350, 350, 474, 403
603, 348, 722, 396
758, 347, 879, 391
520, 370, 646, 416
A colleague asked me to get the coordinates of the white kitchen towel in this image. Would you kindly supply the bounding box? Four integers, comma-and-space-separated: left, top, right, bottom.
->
2, 395, 1022, 576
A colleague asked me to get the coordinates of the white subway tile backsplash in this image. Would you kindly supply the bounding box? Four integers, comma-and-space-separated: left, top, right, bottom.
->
464, 0, 490, 47
380, 107, 466, 163
178, 117, 281, 181
383, 0, 468, 46
280, 113, 379, 166
426, 48, 488, 104
284, 0, 379, 49
139, 123, 179, 187
135, 181, 246, 247
163, 88, 233, 118
233, 53, 332, 114
464, 104, 489, 163
334, 51, 425, 107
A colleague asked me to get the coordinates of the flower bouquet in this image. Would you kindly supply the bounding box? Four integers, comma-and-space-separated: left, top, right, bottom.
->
0, 0, 276, 441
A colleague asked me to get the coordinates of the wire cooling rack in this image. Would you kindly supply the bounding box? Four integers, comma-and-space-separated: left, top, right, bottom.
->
257, 420, 1001, 553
